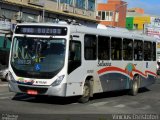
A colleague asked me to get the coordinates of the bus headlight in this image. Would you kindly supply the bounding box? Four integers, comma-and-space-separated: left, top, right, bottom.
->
51, 75, 65, 86
8, 72, 16, 83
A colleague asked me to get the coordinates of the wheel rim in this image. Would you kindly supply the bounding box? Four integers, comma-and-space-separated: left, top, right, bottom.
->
133, 80, 138, 93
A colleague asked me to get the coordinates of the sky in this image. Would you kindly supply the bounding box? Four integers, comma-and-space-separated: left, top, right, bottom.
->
97, 0, 160, 16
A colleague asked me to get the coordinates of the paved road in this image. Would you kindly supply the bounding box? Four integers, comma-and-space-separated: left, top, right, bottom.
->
0, 79, 160, 120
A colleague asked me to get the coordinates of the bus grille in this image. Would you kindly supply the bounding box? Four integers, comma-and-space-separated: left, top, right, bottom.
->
18, 85, 48, 94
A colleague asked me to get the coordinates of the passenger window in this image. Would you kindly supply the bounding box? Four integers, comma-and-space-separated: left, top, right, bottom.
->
134, 40, 143, 61
98, 36, 110, 60
144, 41, 152, 61
123, 38, 133, 60
111, 37, 122, 60
153, 42, 156, 61
84, 35, 97, 60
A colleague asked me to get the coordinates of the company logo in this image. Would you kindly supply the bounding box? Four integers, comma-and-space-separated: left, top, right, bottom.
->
17, 78, 34, 84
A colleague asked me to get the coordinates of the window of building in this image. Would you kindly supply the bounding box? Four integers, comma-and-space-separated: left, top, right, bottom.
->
98, 36, 110, 60
84, 35, 97, 60
102, 11, 105, 20
1, 9, 17, 19
76, 0, 85, 9
49, 0, 57, 2
22, 12, 38, 22
98, 11, 101, 18
98, 11, 113, 21
110, 12, 113, 17
133, 24, 138, 29
88, 0, 95, 11
134, 40, 143, 61
144, 41, 152, 61
61, 0, 73, 5
105, 11, 109, 21
123, 38, 133, 60
115, 12, 119, 22
111, 37, 122, 60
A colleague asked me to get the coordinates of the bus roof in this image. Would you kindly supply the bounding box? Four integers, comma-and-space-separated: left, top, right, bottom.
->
15, 22, 156, 42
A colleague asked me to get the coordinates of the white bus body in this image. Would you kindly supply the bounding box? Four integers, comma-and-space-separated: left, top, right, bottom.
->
8, 22, 157, 102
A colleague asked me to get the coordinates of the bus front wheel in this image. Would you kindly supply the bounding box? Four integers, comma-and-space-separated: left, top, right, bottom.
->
78, 81, 91, 103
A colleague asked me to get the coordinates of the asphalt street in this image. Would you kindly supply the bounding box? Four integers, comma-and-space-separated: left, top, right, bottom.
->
0, 79, 160, 120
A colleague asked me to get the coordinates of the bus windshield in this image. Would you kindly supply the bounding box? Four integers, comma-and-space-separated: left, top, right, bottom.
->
11, 37, 66, 79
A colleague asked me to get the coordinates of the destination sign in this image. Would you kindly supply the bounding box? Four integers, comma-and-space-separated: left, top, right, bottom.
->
15, 26, 67, 35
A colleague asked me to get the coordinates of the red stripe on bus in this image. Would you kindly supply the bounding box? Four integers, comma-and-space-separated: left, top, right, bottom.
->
133, 69, 157, 77
98, 66, 156, 78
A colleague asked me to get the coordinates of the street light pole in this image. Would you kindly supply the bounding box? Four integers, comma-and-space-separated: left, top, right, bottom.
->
112, 2, 127, 27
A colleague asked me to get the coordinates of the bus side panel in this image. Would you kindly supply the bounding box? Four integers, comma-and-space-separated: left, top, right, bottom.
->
99, 73, 131, 92
97, 61, 133, 92
139, 61, 157, 87
66, 65, 88, 96
97, 61, 156, 92
140, 75, 156, 88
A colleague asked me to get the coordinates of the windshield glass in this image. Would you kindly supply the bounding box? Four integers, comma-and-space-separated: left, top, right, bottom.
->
11, 37, 66, 79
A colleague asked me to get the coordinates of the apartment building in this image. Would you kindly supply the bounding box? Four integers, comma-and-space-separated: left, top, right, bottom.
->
126, 8, 150, 30
97, 0, 127, 28
0, 0, 97, 24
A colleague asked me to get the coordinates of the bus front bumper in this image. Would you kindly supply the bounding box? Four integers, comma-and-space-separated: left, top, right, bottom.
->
8, 80, 67, 97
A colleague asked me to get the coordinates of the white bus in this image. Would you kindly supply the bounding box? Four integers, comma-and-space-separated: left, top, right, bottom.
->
8, 22, 157, 103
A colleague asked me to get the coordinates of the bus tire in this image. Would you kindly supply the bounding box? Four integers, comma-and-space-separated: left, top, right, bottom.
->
129, 75, 140, 96
78, 81, 91, 103
1, 73, 8, 81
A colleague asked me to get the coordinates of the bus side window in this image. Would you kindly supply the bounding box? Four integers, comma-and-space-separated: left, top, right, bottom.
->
111, 37, 122, 60
98, 36, 110, 60
123, 38, 133, 60
144, 41, 152, 61
68, 40, 81, 74
153, 42, 156, 61
84, 35, 97, 60
134, 40, 143, 61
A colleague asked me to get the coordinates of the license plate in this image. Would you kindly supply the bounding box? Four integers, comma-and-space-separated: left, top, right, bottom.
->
27, 90, 38, 95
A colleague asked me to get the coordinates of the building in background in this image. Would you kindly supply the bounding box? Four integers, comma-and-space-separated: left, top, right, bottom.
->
144, 17, 160, 59
126, 8, 150, 31
127, 8, 144, 14
0, 0, 97, 24
97, 0, 127, 28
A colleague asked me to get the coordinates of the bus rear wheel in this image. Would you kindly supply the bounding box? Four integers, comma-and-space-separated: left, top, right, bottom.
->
129, 75, 140, 96
78, 81, 90, 103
